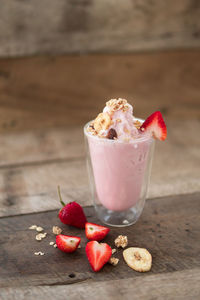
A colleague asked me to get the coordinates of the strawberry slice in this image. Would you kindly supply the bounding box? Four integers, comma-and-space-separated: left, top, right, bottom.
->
140, 111, 167, 141
85, 222, 110, 241
58, 186, 87, 228
86, 241, 112, 272
56, 234, 81, 253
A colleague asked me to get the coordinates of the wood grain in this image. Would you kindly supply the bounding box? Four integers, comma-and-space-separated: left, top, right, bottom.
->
0, 193, 199, 288
0, 0, 200, 57
0, 51, 200, 134
1, 269, 200, 300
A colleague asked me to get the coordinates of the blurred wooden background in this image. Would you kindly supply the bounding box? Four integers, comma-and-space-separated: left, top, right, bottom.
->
0, 1, 200, 299
0, 0, 200, 57
0, 0, 199, 217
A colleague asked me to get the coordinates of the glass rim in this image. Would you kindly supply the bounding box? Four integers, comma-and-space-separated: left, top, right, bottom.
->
84, 118, 154, 144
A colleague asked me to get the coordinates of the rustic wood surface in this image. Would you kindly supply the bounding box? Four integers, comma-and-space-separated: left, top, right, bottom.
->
0, 193, 199, 289
0, 50, 199, 217
1, 269, 200, 300
0, 0, 200, 57
0, 50, 200, 299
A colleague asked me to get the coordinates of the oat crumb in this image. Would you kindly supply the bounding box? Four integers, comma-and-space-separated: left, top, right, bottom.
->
52, 226, 62, 235
112, 248, 117, 254
109, 257, 119, 266
36, 232, 47, 241
29, 225, 37, 230
49, 241, 55, 246
36, 226, 43, 232
78, 245, 81, 249
114, 235, 128, 248
34, 251, 45, 256
53, 244, 57, 248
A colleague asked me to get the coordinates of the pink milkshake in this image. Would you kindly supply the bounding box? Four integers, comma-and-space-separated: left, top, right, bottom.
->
84, 99, 166, 226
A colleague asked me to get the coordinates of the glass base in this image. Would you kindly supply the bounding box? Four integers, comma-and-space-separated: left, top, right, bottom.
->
95, 205, 142, 227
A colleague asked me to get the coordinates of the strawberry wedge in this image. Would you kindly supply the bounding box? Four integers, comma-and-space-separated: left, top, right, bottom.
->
140, 111, 167, 141
85, 222, 110, 241
56, 234, 81, 253
86, 241, 112, 272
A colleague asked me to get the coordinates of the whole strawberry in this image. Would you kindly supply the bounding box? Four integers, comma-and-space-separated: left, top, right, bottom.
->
58, 186, 87, 228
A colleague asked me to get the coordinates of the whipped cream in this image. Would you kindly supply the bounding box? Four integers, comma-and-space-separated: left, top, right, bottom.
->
87, 98, 141, 142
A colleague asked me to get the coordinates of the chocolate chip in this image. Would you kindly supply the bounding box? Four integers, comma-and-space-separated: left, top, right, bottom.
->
107, 128, 117, 139
89, 124, 94, 130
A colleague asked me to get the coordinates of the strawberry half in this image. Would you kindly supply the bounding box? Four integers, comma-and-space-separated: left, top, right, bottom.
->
140, 111, 167, 141
58, 186, 87, 228
56, 234, 81, 253
86, 241, 112, 272
85, 222, 110, 241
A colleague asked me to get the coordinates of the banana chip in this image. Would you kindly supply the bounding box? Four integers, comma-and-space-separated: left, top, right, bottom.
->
94, 112, 111, 132
123, 247, 152, 272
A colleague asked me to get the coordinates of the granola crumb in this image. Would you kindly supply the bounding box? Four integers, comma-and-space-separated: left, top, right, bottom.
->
114, 235, 128, 248
109, 257, 119, 266
49, 241, 55, 246
36, 226, 44, 232
53, 244, 57, 248
52, 226, 62, 235
34, 251, 45, 256
116, 119, 122, 123
112, 248, 117, 254
29, 225, 37, 230
36, 232, 47, 241
78, 245, 81, 249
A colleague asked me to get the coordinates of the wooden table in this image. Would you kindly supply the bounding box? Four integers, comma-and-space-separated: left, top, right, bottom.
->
0, 50, 200, 299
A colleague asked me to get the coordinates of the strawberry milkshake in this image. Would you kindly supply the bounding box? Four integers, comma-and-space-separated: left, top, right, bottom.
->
84, 99, 166, 226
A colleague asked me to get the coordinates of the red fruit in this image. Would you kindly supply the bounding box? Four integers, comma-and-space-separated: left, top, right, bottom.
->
140, 111, 167, 141
58, 186, 87, 228
86, 241, 112, 272
56, 234, 81, 253
85, 222, 110, 241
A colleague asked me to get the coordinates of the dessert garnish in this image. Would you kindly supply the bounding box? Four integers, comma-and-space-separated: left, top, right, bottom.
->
58, 186, 87, 228
56, 234, 81, 253
123, 247, 152, 272
107, 128, 117, 139
114, 235, 128, 248
140, 111, 167, 141
34, 251, 45, 256
85, 222, 110, 241
108, 257, 119, 266
52, 226, 62, 235
86, 241, 112, 272
35, 232, 47, 241
87, 98, 167, 142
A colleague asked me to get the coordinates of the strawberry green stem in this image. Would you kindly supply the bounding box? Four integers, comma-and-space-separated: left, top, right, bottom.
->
57, 185, 65, 207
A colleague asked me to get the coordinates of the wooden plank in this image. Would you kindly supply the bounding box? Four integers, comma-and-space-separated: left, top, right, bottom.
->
0, 0, 200, 57
0, 51, 200, 134
1, 269, 200, 300
0, 127, 84, 167
0, 193, 199, 288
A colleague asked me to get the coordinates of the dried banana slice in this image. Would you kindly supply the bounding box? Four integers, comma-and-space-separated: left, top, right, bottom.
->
123, 247, 152, 272
93, 112, 111, 132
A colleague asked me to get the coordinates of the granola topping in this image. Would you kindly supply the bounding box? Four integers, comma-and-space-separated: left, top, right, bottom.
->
134, 120, 142, 129
106, 98, 128, 112
34, 251, 45, 256
114, 235, 128, 248
36, 226, 44, 232
93, 112, 112, 133
29, 225, 37, 230
109, 257, 119, 266
36, 232, 47, 241
52, 226, 62, 235
112, 248, 117, 254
